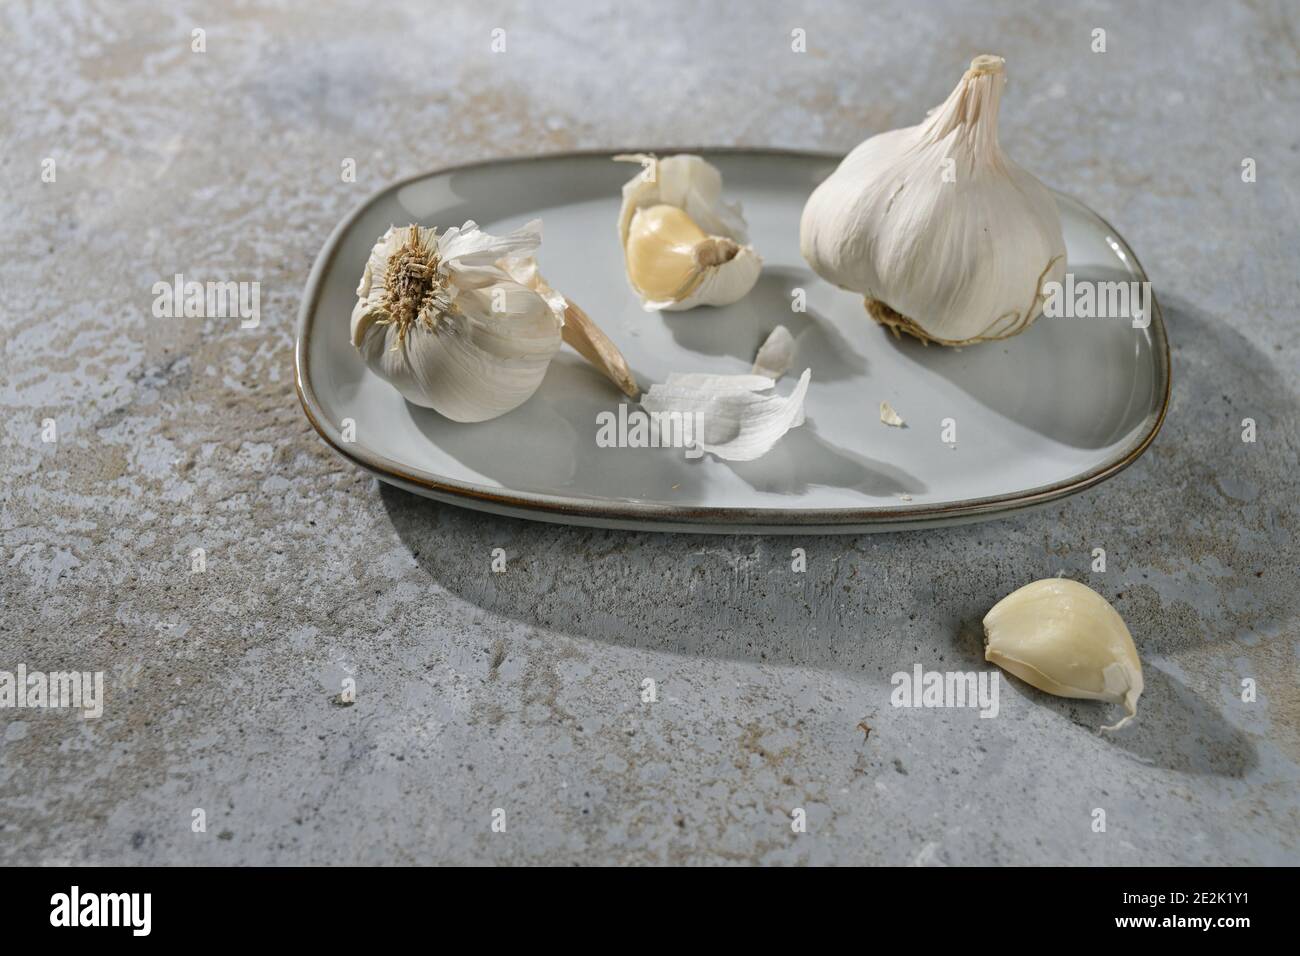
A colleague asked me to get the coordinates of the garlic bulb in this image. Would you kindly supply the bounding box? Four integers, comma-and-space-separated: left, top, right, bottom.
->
351, 220, 635, 422
800, 55, 1066, 345
616, 153, 762, 311
983, 579, 1144, 731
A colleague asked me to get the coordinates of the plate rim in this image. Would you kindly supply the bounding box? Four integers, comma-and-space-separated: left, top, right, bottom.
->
294, 146, 1172, 533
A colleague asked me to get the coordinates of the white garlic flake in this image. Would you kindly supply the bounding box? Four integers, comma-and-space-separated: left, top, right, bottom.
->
751, 325, 796, 380
640, 369, 811, 462
800, 55, 1067, 346
983, 578, 1144, 731
616, 153, 762, 311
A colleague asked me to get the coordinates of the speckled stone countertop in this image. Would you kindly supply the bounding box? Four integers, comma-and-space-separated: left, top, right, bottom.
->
2, 1, 1297, 865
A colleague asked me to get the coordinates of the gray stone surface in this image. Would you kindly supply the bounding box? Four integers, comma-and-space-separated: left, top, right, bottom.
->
2, 0, 1298, 865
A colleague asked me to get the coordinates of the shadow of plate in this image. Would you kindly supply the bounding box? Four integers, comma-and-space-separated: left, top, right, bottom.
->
379, 293, 1295, 777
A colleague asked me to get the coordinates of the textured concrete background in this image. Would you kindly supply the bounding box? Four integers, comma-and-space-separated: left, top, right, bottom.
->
2, 0, 1298, 865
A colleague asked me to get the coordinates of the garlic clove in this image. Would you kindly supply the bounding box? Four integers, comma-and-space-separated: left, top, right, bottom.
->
625, 205, 715, 303
615, 153, 749, 246
800, 55, 1066, 346
983, 578, 1144, 731
498, 255, 638, 400
616, 154, 762, 311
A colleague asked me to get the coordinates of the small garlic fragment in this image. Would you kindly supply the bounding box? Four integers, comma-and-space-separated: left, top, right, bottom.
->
751, 325, 795, 379
879, 401, 905, 427
616, 154, 762, 311
983, 579, 1144, 731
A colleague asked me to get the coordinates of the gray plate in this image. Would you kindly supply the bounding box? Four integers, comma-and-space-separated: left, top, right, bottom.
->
295, 148, 1170, 534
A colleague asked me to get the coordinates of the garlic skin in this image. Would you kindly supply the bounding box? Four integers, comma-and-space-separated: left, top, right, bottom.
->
800, 55, 1066, 345
983, 579, 1144, 731
879, 401, 905, 427
616, 154, 762, 311
351, 220, 564, 423
751, 325, 795, 379
640, 369, 811, 462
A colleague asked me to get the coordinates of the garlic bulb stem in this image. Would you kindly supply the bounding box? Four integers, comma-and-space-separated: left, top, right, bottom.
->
694, 236, 740, 268
366, 225, 455, 347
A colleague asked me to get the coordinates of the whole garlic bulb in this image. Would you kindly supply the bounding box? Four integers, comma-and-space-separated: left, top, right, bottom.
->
351, 220, 636, 422
983, 578, 1144, 731
800, 55, 1066, 345
351, 220, 561, 422
616, 153, 762, 311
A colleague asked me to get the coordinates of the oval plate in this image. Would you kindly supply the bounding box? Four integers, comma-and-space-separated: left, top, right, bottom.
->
295, 148, 1169, 534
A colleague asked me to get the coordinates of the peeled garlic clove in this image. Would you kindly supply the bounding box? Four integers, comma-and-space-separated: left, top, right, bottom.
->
625, 205, 714, 303
983, 579, 1144, 731
616, 154, 762, 311
800, 55, 1066, 346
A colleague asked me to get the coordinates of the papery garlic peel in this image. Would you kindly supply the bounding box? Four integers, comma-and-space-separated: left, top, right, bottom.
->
983, 578, 1143, 731
616, 154, 762, 311
639, 369, 811, 462
800, 55, 1067, 346
751, 325, 795, 379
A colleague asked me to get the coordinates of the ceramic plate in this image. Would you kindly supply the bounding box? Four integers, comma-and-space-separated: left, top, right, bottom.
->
295, 149, 1169, 534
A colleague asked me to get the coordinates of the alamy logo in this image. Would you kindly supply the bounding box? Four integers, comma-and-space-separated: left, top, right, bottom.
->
50, 886, 151, 936
596, 406, 705, 459
891, 664, 1000, 718
152, 273, 260, 328
0, 665, 103, 718
1041, 274, 1151, 328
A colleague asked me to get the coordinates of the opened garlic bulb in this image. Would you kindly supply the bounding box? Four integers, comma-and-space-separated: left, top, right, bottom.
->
351, 220, 635, 422
617, 154, 762, 311
983, 579, 1144, 731
800, 55, 1066, 345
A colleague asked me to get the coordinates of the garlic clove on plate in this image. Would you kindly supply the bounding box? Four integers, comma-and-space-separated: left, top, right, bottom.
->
351, 220, 634, 422
559, 300, 639, 401
800, 55, 1067, 346
616, 153, 762, 311
502, 255, 639, 400
983, 578, 1144, 731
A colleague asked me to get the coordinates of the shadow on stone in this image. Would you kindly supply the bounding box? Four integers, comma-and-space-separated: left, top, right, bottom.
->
379, 291, 1294, 778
